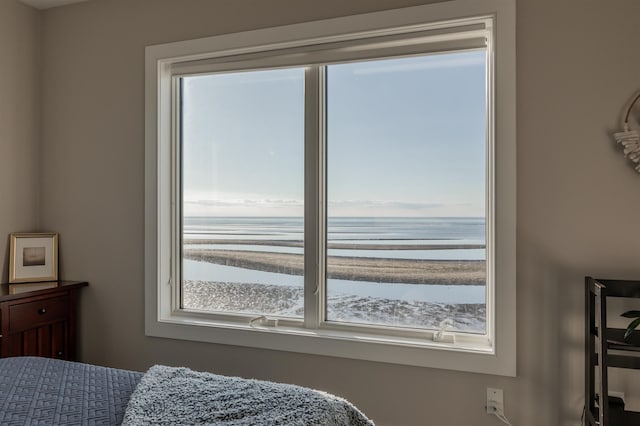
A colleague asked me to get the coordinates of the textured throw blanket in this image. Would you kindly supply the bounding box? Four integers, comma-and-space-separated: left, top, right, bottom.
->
122, 365, 374, 425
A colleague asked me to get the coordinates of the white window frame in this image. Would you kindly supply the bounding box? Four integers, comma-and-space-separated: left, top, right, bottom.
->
145, 0, 516, 376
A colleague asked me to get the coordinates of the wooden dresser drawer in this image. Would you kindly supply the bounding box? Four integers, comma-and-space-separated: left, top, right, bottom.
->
9, 295, 69, 333
0, 281, 87, 360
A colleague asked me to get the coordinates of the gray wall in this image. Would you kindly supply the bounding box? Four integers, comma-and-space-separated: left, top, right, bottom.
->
0, 1, 41, 278
8, 0, 636, 424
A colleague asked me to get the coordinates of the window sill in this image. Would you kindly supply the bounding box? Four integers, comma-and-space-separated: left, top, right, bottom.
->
145, 310, 513, 376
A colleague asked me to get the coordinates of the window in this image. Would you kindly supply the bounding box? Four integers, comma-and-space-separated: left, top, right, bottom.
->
324, 53, 487, 333
145, 0, 515, 375
181, 68, 305, 319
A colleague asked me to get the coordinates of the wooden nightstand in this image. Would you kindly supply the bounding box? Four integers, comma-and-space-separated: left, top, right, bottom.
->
0, 281, 87, 361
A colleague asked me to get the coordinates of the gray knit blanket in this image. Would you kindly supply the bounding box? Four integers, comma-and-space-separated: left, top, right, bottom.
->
122, 365, 374, 425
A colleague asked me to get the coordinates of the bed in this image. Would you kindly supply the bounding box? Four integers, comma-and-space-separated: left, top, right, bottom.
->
0, 356, 374, 425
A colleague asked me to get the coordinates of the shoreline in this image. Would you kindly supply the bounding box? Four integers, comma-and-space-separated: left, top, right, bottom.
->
184, 249, 486, 285
182, 280, 486, 332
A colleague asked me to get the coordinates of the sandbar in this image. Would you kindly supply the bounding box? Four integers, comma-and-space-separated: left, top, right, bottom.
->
184, 249, 485, 285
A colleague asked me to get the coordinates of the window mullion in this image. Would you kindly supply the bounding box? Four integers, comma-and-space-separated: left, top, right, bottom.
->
304, 65, 326, 329
318, 66, 327, 326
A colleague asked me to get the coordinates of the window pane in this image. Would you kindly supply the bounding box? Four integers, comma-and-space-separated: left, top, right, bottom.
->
180, 68, 305, 318
326, 51, 487, 333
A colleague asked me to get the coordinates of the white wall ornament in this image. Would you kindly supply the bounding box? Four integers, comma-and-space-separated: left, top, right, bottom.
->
613, 91, 640, 173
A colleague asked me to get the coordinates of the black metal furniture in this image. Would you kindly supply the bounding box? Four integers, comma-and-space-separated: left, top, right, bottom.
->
585, 277, 640, 425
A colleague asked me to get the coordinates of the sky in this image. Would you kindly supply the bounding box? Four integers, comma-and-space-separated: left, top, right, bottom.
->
181, 49, 487, 218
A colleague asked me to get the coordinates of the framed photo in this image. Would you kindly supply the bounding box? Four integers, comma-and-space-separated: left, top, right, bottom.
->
9, 233, 59, 283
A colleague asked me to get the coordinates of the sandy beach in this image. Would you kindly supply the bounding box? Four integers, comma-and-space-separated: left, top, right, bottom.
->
184, 248, 485, 285
183, 280, 486, 332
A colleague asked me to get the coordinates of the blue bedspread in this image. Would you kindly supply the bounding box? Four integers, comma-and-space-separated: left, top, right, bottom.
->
0, 357, 374, 425
0, 356, 142, 425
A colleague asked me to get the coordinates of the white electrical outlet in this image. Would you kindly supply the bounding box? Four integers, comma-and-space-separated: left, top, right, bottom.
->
486, 387, 504, 414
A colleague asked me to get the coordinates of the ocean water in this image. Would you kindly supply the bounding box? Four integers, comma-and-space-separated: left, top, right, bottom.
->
184, 216, 485, 243
182, 216, 486, 332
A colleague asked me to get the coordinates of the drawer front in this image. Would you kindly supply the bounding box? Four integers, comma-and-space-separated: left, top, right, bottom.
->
9, 295, 69, 333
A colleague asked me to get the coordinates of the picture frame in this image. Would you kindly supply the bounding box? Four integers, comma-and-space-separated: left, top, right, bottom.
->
9, 232, 59, 283
9, 281, 59, 295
